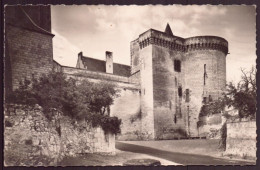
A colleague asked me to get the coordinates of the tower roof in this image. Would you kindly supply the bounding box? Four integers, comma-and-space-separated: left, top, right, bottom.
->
164, 23, 174, 36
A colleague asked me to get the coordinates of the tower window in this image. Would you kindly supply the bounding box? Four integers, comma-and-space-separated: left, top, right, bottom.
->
178, 86, 182, 97
204, 64, 207, 85
185, 89, 190, 102
174, 114, 177, 124
174, 60, 181, 72
209, 95, 213, 102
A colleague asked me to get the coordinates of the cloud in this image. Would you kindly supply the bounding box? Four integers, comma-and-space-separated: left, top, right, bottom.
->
52, 30, 80, 67
51, 5, 256, 83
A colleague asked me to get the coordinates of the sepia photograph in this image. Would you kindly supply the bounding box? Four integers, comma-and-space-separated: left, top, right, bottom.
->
3, 4, 257, 166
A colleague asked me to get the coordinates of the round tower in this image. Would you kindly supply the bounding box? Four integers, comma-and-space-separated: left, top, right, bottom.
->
183, 36, 228, 137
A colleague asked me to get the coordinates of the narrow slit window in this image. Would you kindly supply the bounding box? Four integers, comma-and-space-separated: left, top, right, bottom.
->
185, 89, 190, 102
174, 114, 177, 124
204, 64, 207, 85
174, 60, 181, 72
209, 95, 213, 102
178, 86, 182, 97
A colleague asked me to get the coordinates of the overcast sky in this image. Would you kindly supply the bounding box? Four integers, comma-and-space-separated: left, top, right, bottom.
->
51, 5, 256, 83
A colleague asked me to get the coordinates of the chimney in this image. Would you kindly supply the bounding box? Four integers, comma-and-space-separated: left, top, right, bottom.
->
106, 51, 113, 74
76, 51, 85, 69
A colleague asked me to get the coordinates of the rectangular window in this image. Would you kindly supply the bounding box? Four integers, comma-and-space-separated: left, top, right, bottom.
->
178, 86, 182, 97
209, 95, 213, 102
174, 60, 181, 72
185, 89, 190, 102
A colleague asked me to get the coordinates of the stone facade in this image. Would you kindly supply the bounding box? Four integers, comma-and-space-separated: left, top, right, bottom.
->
225, 121, 256, 160
4, 105, 115, 166
4, 6, 54, 91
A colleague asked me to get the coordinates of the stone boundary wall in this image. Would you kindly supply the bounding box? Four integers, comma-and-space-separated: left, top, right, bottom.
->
225, 121, 256, 159
4, 105, 115, 166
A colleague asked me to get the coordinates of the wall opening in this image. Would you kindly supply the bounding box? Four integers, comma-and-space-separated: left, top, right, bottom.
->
204, 64, 207, 85
174, 60, 181, 72
174, 114, 177, 124
209, 95, 213, 102
185, 89, 190, 102
178, 86, 182, 97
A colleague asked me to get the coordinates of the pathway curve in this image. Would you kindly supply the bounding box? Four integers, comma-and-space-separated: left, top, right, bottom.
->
116, 141, 255, 165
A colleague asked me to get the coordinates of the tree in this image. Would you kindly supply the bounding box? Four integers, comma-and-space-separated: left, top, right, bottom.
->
225, 66, 256, 119
6, 71, 122, 134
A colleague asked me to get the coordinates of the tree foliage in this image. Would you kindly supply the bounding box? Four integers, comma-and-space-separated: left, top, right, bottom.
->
199, 66, 256, 119
225, 66, 256, 119
6, 71, 122, 134
199, 98, 227, 117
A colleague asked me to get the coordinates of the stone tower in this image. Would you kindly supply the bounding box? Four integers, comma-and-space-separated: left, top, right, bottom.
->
4, 5, 54, 92
131, 24, 228, 139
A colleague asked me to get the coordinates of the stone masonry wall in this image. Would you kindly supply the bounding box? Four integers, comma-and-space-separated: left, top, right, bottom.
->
5, 25, 54, 90
139, 45, 155, 140
111, 89, 142, 140
152, 45, 187, 139
184, 49, 226, 137
225, 121, 256, 159
4, 105, 115, 166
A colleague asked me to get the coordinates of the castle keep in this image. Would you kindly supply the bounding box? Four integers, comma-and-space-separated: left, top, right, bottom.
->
5, 6, 228, 140
129, 24, 228, 139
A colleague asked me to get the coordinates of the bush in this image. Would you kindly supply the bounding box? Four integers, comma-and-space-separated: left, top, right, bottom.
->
199, 99, 225, 117
6, 71, 122, 134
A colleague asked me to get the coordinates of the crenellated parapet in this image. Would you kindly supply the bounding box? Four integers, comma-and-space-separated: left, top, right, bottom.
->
185, 36, 228, 54
138, 29, 186, 52
137, 29, 228, 54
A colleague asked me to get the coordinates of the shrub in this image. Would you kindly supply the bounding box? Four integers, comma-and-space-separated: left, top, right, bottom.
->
199, 99, 225, 117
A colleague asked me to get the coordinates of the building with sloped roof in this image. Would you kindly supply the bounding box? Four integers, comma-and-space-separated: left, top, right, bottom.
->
76, 52, 131, 77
